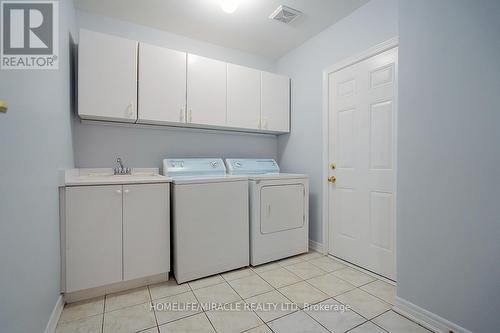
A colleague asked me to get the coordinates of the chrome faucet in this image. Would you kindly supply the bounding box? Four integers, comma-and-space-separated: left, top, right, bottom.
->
114, 157, 131, 175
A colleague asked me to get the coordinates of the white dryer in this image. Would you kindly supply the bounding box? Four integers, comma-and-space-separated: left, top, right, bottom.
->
225, 159, 309, 266
163, 158, 249, 283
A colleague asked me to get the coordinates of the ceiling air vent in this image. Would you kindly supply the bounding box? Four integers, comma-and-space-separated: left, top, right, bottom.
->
269, 5, 302, 24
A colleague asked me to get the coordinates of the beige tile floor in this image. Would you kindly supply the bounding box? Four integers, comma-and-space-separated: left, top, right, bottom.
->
56, 252, 433, 333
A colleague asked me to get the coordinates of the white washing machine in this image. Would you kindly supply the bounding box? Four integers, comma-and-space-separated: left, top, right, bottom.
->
225, 159, 309, 266
163, 158, 249, 283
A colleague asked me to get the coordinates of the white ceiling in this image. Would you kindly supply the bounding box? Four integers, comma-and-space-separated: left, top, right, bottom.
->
74, 0, 369, 59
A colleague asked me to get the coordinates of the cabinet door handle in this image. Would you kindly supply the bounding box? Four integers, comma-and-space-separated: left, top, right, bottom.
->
258, 118, 262, 129
266, 204, 271, 217
115, 189, 122, 194
263, 118, 268, 129
188, 109, 192, 123
124, 189, 130, 194
127, 101, 135, 118
179, 108, 184, 122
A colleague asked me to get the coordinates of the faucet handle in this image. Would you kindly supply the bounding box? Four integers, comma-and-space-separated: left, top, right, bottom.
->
113, 157, 132, 175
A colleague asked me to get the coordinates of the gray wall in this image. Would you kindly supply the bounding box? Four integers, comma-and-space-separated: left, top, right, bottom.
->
0, 1, 77, 332
397, 1, 500, 332
74, 123, 277, 168
275, 0, 399, 243
73, 11, 278, 168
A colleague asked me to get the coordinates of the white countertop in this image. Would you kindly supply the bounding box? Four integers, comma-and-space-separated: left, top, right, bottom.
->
64, 168, 172, 186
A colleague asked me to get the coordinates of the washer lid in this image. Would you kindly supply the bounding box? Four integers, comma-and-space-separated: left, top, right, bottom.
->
225, 158, 280, 175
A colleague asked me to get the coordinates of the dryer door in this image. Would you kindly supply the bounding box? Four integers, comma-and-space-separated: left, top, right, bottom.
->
260, 184, 305, 234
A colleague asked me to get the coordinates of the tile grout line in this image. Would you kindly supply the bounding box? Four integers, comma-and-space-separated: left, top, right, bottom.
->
218, 271, 264, 327
281, 262, 328, 280
357, 286, 395, 306
101, 294, 107, 333
155, 311, 208, 331
220, 270, 251, 301
333, 283, 393, 307
332, 290, 389, 322
152, 279, 216, 331
220, 267, 304, 331
147, 285, 160, 331
301, 302, 345, 333
249, 273, 304, 325
62, 252, 400, 333
370, 308, 436, 333
188, 279, 219, 333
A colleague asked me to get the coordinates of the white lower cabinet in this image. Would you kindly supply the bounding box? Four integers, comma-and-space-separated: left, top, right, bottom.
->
65, 183, 170, 293
66, 185, 123, 292
123, 184, 170, 281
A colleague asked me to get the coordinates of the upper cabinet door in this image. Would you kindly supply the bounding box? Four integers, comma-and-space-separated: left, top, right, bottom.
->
187, 54, 227, 126
78, 29, 138, 122
227, 64, 261, 130
261, 71, 290, 133
138, 43, 187, 125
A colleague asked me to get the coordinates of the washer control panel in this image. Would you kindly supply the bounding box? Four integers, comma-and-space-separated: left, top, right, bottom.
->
225, 159, 280, 175
163, 158, 226, 177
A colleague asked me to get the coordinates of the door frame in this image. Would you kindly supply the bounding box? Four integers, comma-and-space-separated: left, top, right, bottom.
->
321, 37, 399, 260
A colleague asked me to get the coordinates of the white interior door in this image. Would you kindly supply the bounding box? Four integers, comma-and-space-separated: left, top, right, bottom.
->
187, 54, 227, 126
138, 43, 187, 124
328, 47, 397, 280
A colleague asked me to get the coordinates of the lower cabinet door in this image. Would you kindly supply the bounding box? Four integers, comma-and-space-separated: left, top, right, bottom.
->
123, 183, 170, 280
66, 185, 123, 292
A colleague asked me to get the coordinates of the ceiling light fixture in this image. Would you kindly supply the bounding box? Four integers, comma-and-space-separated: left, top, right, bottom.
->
220, 0, 239, 14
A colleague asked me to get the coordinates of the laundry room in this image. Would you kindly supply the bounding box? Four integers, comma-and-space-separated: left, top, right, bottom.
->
0, 1, 499, 333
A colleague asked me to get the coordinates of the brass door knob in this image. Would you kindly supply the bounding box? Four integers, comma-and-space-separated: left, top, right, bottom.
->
0, 100, 7, 113
328, 176, 336, 183
330, 163, 336, 170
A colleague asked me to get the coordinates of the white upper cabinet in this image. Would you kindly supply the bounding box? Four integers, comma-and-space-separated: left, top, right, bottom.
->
261, 71, 290, 132
138, 43, 187, 124
77, 30, 291, 134
78, 29, 138, 122
187, 54, 227, 126
227, 64, 261, 130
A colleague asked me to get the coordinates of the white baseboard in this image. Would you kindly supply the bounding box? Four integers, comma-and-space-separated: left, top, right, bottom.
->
394, 296, 472, 333
309, 239, 324, 253
44, 295, 64, 333
64, 272, 168, 303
